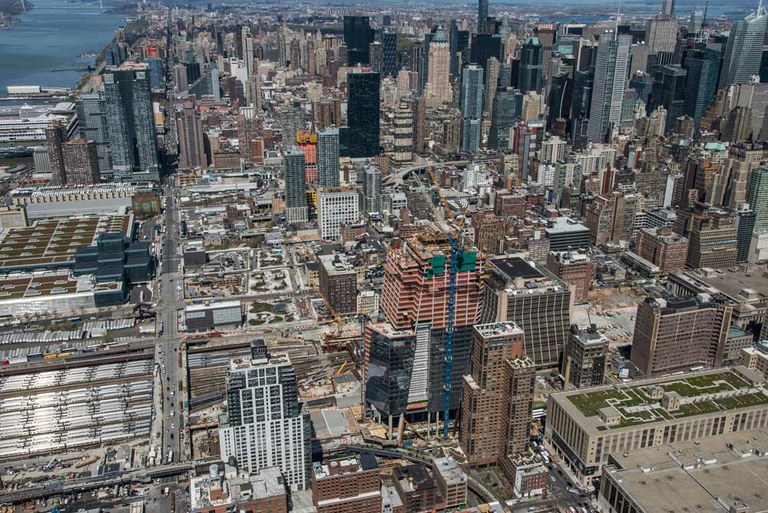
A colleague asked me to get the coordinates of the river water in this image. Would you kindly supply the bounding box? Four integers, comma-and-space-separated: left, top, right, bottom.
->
0, 0, 125, 94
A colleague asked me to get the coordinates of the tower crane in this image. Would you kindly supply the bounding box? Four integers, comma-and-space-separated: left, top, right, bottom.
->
426, 167, 466, 439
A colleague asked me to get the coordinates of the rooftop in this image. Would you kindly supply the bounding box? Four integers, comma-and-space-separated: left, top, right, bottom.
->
318, 254, 356, 275
552, 367, 768, 432
0, 215, 132, 270
432, 457, 466, 486
190, 465, 285, 511
545, 217, 590, 234
603, 429, 768, 513
313, 455, 377, 479
474, 322, 524, 338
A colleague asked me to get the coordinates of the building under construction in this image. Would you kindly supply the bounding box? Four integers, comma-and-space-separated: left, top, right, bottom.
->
367, 226, 483, 437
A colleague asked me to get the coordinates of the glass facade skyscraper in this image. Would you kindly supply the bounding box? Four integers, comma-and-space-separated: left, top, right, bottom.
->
103, 67, 160, 182
317, 128, 340, 188
347, 71, 380, 158
343, 15, 374, 66
519, 36, 543, 93
284, 147, 308, 224
460, 64, 484, 153
77, 92, 112, 181
719, 5, 768, 90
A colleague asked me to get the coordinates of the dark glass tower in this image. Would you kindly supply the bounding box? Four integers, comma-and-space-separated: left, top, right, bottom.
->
382, 29, 398, 77
103, 67, 160, 182
477, 0, 489, 33
343, 15, 374, 66
682, 44, 721, 126
519, 36, 543, 93
347, 71, 380, 158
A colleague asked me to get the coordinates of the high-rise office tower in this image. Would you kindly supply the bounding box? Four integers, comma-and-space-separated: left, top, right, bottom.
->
369, 41, 383, 73
77, 92, 112, 181
218, 348, 311, 491
587, 34, 631, 143
426, 26, 452, 105
460, 323, 535, 466
648, 65, 687, 132
347, 71, 380, 158
489, 87, 521, 150
470, 33, 503, 72
377, 228, 485, 422
284, 147, 308, 224
62, 139, 100, 185
176, 101, 207, 170
719, 5, 768, 90
481, 257, 572, 367
630, 295, 732, 376
317, 128, 340, 188
477, 0, 489, 33
735, 205, 756, 263
103, 66, 160, 182
483, 57, 500, 116
460, 64, 484, 153
646, 15, 678, 55
662, 0, 675, 15
562, 324, 608, 389
242, 26, 254, 77
45, 121, 67, 186
361, 165, 382, 214
748, 166, 768, 233
382, 29, 398, 77
682, 44, 721, 125
343, 16, 374, 66
519, 37, 543, 93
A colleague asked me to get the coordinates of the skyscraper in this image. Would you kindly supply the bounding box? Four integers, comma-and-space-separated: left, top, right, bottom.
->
719, 4, 768, 90
587, 34, 631, 143
77, 92, 112, 181
176, 101, 207, 170
377, 228, 485, 423
317, 128, 340, 188
426, 26, 452, 105
646, 15, 678, 55
382, 29, 398, 77
748, 166, 768, 233
343, 16, 374, 66
218, 348, 311, 491
347, 71, 380, 158
361, 165, 382, 215
460, 64, 484, 153
519, 37, 543, 93
393, 98, 414, 163
648, 65, 687, 132
477, 0, 489, 34
460, 322, 535, 466
481, 257, 572, 368
284, 148, 308, 224
103, 66, 160, 182
489, 87, 521, 150
682, 44, 721, 125
662, 0, 675, 15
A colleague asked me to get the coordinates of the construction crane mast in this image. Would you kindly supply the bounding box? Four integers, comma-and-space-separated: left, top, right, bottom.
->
427, 167, 464, 439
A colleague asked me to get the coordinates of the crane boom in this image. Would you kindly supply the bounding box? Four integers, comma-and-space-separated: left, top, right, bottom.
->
427, 167, 463, 439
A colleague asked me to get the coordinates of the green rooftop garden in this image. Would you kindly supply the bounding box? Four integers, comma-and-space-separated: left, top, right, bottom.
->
566, 370, 764, 427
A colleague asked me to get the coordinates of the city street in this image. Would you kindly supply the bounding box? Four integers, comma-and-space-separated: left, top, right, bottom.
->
149, 183, 187, 513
